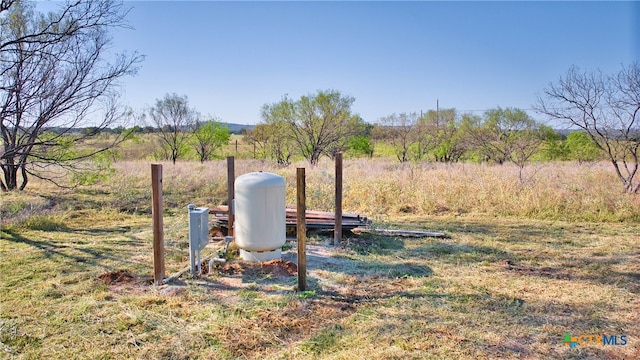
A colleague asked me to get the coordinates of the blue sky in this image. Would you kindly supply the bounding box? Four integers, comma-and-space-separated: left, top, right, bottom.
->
102, 0, 639, 125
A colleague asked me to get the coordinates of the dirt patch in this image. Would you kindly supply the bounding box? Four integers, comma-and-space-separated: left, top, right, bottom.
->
213, 262, 244, 275
502, 260, 572, 280
195, 243, 426, 311
98, 270, 138, 285
261, 259, 297, 277
207, 259, 297, 278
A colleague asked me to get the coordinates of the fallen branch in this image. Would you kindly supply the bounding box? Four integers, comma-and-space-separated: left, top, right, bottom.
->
357, 228, 448, 238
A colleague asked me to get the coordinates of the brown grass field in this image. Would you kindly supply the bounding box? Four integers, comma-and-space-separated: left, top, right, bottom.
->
1, 157, 639, 359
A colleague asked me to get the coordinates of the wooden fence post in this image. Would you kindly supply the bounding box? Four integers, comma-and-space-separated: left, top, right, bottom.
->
151, 164, 165, 285
334, 152, 343, 246
297, 167, 307, 291
227, 156, 235, 237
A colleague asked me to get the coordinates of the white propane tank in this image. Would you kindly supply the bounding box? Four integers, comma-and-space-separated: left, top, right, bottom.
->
234, 171, 286, 262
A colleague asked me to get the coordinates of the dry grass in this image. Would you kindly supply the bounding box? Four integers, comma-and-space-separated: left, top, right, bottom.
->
1, 158, 639, 359
102, 158, 639, 223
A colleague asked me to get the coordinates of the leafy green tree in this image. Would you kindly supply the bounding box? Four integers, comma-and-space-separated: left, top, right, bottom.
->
564, 131, 602, 163
418, 108, 467, 163
539, 127, 568, 161
346, 135, 373, 158
0, 0, 142, 191
149, 93, 198, 164
465, 107, 546, 181
466, 107, 543, 163
458, 114, 484, 161
192, 120, 230, 162
261, 90, 363, 165
255, 102, 297, 165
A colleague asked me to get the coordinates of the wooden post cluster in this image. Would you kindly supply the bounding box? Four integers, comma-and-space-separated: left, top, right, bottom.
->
297, 167, 307, 291
151, 164, 165, 285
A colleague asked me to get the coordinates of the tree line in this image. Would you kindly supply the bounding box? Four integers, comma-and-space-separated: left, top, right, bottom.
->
244, 64, 639, 193
1, 1, 638, 193
244, 93, 601, 173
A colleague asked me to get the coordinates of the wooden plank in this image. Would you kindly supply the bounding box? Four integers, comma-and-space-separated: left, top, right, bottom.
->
211, 205, 367, 221
361, 228, 448, 238
212, 217, 365, 227
286, 208, 366, 219
209, 204, 370, 232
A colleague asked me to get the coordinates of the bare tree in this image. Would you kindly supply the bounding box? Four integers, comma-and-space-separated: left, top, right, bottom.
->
149, 93, 198, 164
373, 113, 420, 162
244, 124, 271, 159
536, 64, 640, 193
0, 1, 14, 14
0, 0, 143, 191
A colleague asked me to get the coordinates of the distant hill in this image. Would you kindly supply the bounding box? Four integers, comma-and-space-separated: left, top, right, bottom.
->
221, 122, 255, 134
40, 122, 255, 135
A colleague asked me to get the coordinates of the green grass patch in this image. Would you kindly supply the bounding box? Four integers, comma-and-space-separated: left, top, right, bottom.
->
12, 214, 69, 231
301, 324, 344, 355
